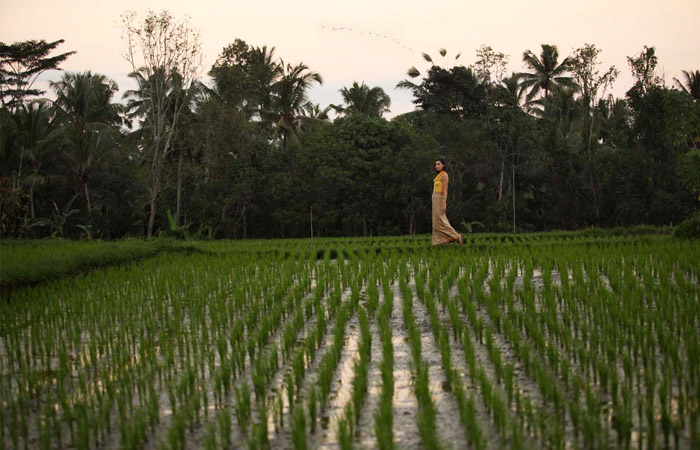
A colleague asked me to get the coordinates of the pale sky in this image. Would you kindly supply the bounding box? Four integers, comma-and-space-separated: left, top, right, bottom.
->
2, 0, 699, 118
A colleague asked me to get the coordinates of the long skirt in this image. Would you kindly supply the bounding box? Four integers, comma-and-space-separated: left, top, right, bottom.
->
432, 193, 461, 246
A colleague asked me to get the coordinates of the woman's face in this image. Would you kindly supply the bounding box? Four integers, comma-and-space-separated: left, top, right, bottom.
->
434, 160, 444, 172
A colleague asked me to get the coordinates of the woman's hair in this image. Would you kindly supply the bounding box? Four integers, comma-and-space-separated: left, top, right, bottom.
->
435, 158, 447, 172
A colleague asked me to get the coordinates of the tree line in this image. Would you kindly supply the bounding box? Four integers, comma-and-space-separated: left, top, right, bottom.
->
1, 10, 699, 239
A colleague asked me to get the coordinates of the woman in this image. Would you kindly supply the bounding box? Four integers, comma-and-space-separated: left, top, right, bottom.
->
432, 158, 463, 246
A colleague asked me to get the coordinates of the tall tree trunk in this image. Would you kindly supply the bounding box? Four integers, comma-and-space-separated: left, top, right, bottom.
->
512, 164, 516, 233
409, 208, 415, 235
498, 158, 505, 201
586, 112, 600, 223
147, 167, 161, 238
84, 182, 91, 214
29, 181, 35, 218
242, 207, 247, 239
176, 146, 183, 225
15, 147, 24, 190
146, 133, 168, 238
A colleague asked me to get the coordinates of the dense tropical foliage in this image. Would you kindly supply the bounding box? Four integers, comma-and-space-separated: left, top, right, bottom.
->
1, 11, 698, 239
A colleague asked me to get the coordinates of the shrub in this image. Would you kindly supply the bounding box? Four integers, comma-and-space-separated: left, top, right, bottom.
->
673, 211, 700, 238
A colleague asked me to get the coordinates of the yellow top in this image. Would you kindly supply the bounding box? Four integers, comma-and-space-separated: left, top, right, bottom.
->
433, 171, 446, 193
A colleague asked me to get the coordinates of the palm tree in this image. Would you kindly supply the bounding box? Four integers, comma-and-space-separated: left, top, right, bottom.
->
299, 102, 332, 134
333, 82, 391, 117
49, 71, 122, 215
123, 67, 164, 124
597, 96, 631, 148
267, 60, 323, 148
51, 72, 121, 125
208, 42, 282, 123
518, 44, 576, 106
247, 45, 282, 114
498, 73, 527, 107
674, 70, 700, 102
14, 101, 54, 217
0, 107, 19, 180
537, 85, 583, 140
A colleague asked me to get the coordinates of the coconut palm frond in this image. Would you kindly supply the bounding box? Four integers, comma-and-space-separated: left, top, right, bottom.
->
520, 44, 576, 109
407, 66, 421, 78
674, 69, 700, 101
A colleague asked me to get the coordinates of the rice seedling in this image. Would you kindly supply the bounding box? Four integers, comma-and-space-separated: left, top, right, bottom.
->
235, 382, 252, 433
218, 407, 232, 448
291, 404, 307, 450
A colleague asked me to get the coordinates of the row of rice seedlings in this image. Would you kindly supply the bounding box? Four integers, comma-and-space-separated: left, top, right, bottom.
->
485, 295, 569, 447
374, 274, 396, 450
291, 252, 391, 448
399, 265, 439, 450
245, 253, 364, 447
335, 305, 372, 449
459, 253, 576, 448
444, 256, 539, 449
244, 264, 345, 446
414, 258, 487, 450
206, 273, 327, 449
287, 254, 374, 448
316, 278, 361, 409
285, 279, 345, 413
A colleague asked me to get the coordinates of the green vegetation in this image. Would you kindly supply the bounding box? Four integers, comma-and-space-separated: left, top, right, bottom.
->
0, 238, 208, 289
2, 25, 698, 241
0, 232, 697, 449
374, 275, 396, 450
673, 211, 700, 238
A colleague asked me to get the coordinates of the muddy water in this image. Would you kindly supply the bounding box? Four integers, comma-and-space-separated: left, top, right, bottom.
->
444, 281, 503, 450
477, 263, 586, 447
266, 286, 353, 450
476, 259, 694, 450
356, 316, 384, 447
167, 275, 324, 450
311, 321, 360, 448
411, 292, 469, 449
389, 284, 422, 448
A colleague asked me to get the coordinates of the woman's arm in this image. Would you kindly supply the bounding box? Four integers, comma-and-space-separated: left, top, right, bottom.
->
441, 173, 449, 214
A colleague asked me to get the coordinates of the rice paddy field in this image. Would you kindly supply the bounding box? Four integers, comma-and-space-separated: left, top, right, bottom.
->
1, 232, 698, 450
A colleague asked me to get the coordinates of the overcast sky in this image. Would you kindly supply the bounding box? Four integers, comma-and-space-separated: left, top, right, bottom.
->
2, 0, 699, 117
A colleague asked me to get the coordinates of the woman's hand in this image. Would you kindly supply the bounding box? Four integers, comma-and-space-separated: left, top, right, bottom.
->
441, 204, 446, 215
